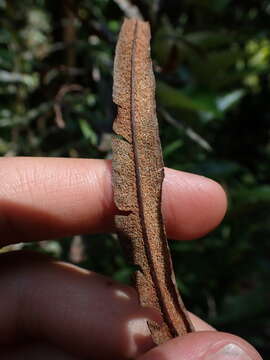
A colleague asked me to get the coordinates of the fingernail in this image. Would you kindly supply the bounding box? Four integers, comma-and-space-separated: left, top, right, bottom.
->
204, 343, 253, 360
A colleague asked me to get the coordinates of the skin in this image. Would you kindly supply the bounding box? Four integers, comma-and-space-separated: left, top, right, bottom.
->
0, 157, 263, 359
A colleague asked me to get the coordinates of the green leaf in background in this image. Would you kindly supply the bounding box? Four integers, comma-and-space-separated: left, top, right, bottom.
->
184, 31, 234, 50
233, 186, 270, 205
157, 82, 245, 119
157, 81, 220, 115
163, 139, 183, 159
0, 70, 39, 90
79, 118, 98, 146
216, 89, 245, 112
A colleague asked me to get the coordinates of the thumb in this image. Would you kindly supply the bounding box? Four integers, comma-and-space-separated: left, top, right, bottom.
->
138, 331, 262, 360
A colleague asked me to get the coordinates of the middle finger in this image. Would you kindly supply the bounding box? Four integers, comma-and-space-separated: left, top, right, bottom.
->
0, 251, 213, 359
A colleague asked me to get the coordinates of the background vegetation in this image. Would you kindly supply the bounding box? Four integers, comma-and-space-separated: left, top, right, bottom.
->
1, 0, 269, 356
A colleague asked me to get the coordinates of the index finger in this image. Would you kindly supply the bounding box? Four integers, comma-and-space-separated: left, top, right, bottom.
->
0, 157, 227, 246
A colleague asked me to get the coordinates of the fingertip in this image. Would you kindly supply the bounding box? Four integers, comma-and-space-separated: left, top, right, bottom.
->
163, 168, 227, 240
139, 331, 262, 360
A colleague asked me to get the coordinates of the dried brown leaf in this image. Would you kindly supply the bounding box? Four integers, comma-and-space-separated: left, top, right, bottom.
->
112, 18, 194, 345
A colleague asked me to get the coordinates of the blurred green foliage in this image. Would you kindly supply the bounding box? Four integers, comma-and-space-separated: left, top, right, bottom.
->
1, 0, 270, 356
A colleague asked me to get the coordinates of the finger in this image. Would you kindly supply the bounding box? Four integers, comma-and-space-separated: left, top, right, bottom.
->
0, 251, 154, 359
0, 251, 213, 360
162, 167, 227, 240
2, 342, 78, 360
139, 331, 262, 360
0, 157, 227, 245
188, 312, 215, 331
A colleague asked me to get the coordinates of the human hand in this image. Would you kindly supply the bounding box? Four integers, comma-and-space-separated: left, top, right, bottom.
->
0, 157, 262, 359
